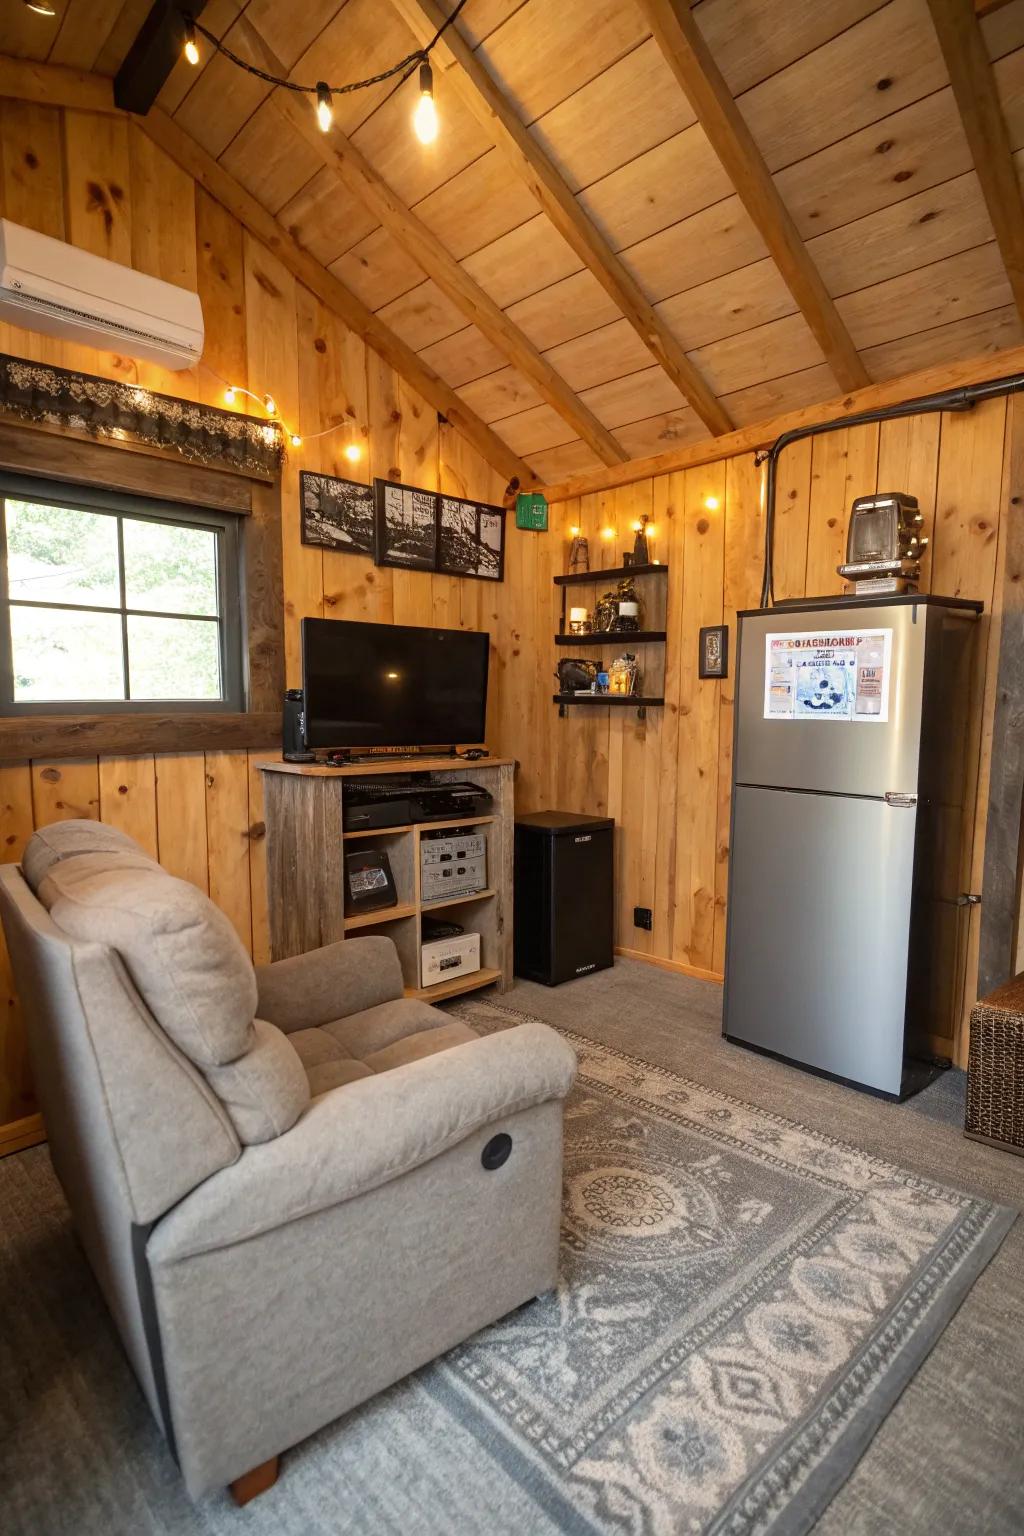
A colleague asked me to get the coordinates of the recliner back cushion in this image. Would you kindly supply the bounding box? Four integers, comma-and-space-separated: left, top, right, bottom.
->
23, 819, 150, 895
39, 851, 258, 1068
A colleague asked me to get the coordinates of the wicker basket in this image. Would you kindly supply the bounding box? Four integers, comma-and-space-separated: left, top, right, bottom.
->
966, 974, 1024, 1155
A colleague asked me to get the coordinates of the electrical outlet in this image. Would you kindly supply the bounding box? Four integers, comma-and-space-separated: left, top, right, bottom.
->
633, 906, 652, 931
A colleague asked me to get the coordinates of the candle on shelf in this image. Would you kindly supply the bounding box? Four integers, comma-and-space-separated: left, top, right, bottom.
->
569, 606, 591, 635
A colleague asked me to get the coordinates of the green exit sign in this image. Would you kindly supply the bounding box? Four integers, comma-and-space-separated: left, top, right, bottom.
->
515, 491, 548, 531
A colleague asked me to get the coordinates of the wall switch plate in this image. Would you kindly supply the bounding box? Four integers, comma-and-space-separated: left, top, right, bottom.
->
633, 906, 652, 930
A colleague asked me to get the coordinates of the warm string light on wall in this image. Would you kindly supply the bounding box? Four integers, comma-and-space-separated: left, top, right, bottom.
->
180, 1, 467, 144
202, 367, 364, 461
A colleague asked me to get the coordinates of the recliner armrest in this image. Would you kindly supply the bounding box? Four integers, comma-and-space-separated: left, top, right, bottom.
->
254, 935, 404, 1031
147, 1022, 576, 1263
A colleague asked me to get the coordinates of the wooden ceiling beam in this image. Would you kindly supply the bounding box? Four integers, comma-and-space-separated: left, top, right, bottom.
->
635, 0, 871, 394
0, 55, 536, 488
539, 340, 1024, 502
927, 0, 1024, 321
114, 0, 207, 115
388, 0, 732, 439
275, 91, 630, 467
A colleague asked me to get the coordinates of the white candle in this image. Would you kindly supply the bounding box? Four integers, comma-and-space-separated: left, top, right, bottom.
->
569, 607, 588, 625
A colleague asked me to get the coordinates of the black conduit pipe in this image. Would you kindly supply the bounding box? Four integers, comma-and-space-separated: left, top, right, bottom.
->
758, 370, 1024, 609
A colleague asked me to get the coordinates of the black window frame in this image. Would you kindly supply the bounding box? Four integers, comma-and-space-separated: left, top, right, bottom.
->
0, 472, 244, 715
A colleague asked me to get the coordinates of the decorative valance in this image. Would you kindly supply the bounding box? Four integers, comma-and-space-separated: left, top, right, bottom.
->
0, 353, 285, 478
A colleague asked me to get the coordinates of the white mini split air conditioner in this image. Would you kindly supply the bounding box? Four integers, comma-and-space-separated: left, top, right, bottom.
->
0, 218, 204, 371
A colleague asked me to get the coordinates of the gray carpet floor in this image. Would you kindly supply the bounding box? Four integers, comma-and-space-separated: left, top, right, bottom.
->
2, 958, 1022, 1533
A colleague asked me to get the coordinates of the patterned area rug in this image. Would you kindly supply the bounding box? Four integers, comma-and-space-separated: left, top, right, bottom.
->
437, 998, 1015, 1536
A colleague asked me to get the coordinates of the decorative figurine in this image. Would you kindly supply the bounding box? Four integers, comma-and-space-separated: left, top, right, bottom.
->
632, 515, 651, 566
593, 587, 618, 632
569, 532, 590, 575
556, 658, 598, 694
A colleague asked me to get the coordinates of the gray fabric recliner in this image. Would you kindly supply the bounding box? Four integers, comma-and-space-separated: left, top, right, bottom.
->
0, 819, 576, 1502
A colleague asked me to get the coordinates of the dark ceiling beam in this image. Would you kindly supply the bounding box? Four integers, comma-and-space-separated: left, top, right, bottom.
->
114, 0, 208, 115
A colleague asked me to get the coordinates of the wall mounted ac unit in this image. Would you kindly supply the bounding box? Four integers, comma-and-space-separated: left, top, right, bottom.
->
0, 218, 204, 371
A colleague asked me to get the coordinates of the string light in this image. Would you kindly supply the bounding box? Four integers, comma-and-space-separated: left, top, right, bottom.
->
316, 82, 333, 133
215, 373, 365, 459
413, 61, 438, 145
569, 524, 581, 538
704, 494, 720, 511
182, 3, 467, 144
600, 526, 616, 541
290, 433, 303, 448
343, 441, 362, 464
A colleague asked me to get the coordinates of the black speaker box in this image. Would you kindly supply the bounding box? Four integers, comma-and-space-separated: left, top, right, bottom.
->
514, 812, 614, 986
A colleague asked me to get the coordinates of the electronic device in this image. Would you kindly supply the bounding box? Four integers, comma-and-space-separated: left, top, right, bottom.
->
421, 915, 465, 941
343, 847, 398, 918
300, 618, 489, 752
0, 217, 204, 370
283, 689, 317, 762
838, 492, 927, 595
421, 931, 481, 988
342, 777, 492, 832
420, 827, 487, 902
514, 812, 614, 986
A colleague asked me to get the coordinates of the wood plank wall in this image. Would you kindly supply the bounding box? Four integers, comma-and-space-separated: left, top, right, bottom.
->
524, 395, 1019, 1065
0, 101, 506, 1132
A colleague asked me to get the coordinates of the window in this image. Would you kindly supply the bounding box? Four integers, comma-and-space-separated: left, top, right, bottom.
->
0, 475, 243, 713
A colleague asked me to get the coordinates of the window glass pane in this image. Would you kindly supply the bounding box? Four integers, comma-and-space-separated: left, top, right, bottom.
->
11, 606, 124, 701
122, 517, 218, 616
127, 615, 221, 700
5, 500, 120, 607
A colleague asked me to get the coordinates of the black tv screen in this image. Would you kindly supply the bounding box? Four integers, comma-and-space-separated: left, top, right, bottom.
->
301, 618, 489, 749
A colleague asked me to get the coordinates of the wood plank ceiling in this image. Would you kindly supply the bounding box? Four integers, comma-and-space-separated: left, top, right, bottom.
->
7, 0, 1024, 485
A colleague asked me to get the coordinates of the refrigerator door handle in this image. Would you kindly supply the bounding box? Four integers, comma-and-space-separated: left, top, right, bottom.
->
884, 791, 919, 807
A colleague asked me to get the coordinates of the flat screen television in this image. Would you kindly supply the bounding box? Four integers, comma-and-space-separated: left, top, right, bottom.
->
300, 617, 489, 750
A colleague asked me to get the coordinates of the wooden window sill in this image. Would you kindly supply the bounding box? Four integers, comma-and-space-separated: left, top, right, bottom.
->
0, 712, 282, 762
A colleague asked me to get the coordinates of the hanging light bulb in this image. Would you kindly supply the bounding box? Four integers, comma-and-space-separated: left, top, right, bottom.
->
413, 60, 438, 145
263, 394, 277, 416
600, 526, 616, 541
343, 440, 363, 464
569, 525, 581, 538
290, 433, 302, 448
183, 18, 200, 66
224, 386, 237, 405
316, 82, 333, 134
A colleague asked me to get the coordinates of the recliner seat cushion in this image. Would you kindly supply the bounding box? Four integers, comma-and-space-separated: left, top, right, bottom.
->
39, 851, 258, 1068
22, 819, 151, 895
289, 998, 479, 1098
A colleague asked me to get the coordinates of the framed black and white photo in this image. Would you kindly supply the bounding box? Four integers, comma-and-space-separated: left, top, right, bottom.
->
300, 471, 375, 555
699, 624, 728, 680
437, 494, 506, 582
373, 478, 439, 571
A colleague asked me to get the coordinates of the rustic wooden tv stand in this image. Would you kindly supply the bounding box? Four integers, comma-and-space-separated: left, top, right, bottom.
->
260, 758, 514, 1000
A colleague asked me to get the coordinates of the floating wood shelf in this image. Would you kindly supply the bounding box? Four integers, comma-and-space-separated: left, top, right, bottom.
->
404, 967, 503, 1003
555, 630, 667, 645
554, 562, 668, 586
553, 694, 665, 707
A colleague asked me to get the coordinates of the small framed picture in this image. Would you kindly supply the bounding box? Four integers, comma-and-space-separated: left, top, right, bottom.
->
699, 624, 728, 679
301, 471, 374, 554
373, 478, 439, 571
437, 493, 506, 582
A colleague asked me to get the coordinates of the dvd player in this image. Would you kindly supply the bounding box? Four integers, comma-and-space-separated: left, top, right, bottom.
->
343, 777, 492, 832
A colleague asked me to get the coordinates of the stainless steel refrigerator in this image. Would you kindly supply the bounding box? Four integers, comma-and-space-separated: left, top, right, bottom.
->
723, 594, 981, 1098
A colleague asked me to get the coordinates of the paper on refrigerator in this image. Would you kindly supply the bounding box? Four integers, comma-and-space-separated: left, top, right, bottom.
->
764, 629, 892, 723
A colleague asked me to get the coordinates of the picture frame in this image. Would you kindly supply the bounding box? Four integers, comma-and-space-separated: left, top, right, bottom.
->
373, 478, 439, 571
437, 493, 506, 582
300, 471, 375, 555
699, 624, 728, 679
